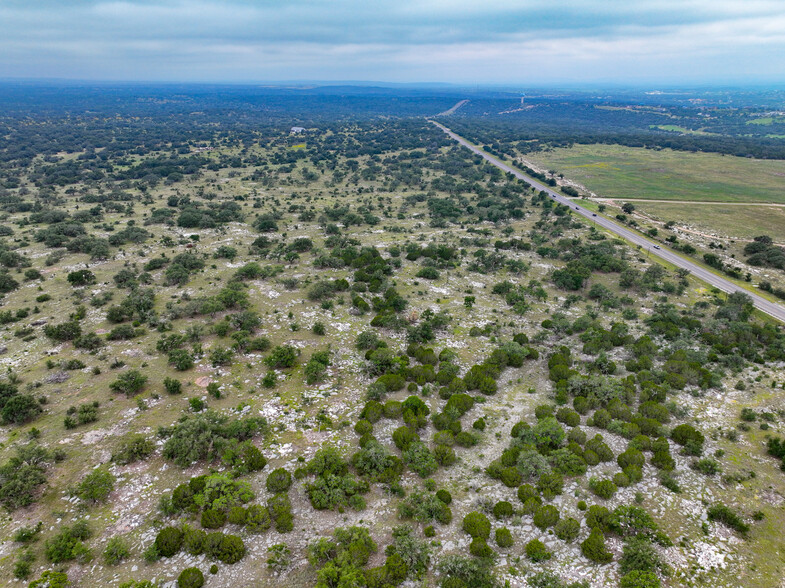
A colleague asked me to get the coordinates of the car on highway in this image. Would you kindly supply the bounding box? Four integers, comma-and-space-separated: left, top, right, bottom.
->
653, 245, 661, 249
592, 213, 597, 217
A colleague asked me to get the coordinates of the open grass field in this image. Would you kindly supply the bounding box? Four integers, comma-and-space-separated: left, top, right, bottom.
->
633, 201, 785, 240
526, 144, 785, 203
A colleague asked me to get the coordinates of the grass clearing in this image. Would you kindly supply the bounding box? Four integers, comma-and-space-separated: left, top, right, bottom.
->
526, 144, 785, 203
634, 201, 785, 240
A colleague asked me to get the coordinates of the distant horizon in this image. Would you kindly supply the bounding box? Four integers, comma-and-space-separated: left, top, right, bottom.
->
1, 76, 784, 92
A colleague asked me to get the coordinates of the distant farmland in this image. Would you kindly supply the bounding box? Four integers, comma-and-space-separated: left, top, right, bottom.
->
526, 144, 785, 203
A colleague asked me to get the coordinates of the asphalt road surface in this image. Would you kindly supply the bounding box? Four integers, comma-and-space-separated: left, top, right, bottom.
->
431, 120, 785, 324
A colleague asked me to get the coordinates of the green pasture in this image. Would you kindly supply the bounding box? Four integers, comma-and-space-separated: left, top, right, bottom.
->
526, 144, 785, 203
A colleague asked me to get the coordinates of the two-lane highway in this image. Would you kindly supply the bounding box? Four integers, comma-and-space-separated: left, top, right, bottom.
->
431, 120, 785, 324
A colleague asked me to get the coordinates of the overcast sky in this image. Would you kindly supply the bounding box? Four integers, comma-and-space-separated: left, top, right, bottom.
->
1, 0, 784, 85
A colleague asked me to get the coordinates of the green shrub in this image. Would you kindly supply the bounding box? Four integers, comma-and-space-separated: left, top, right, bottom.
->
177, 567, 205, 588
268, 493, 294, 533
619, 570, 661, 588
2, 395, 42, 425
517, 483, 538, 504
554, 517, 580, 542
155, 526, 184, 557
112, 434, 155, 465
76, 467, 115, 503
392, 425, 421, 451
183, 526, 207, 555
45, 521, 92, 564
537, 471, 564, 500
517, 449, 551, 481
585, 505, 610, 531
436, 489, 452, 504
581, 529, 612, 563
671, 424, 704, 455
493, 500, 514, 519
434, 444, 457, 467
462, 511, 491, 539
525, 539, 551, 562
620, 536, 662, 575
500, 466, 523, 487
245, 505, 272, 532
403, 442, 438, 478
267, 543, 293, 575
205, 533, 246, 564
466, 537, 492, 559
707, 504, 749, 534
265, 345, 299, 369
164, 377, 182, 395
266, 468, 293, 493
388, 525, 431, 580
398, 491, 452, 525
227, 506, 247, 525
13, 548, 35, 580
109, 369, 148, 396
534, 505, 560, 530
355, 419, 373, 435
13, 522, 43, 544
103, 536, 130, 565
589, 478, 617, 500
495, 527, 514, 548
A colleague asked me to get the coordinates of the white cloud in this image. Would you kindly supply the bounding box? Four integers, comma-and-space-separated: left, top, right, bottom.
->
0, 0, 783, 82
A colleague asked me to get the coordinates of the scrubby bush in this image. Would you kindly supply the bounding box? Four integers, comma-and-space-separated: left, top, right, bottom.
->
620, 536, 663, 576
537, 471, 564, 500
581, 529, 612, 563
493, 500, 514, 519
112, 434, 155, 464
183, 526, 207, 555
707, 504, 749, 534
266, 468, 293, 493
104, 536, 130, 565
534, 505, 560, 530
76, 467, 115, 503
469, 537, 495, 559
517, 449, 551, 481
177, 567, 204, 588
109, 370, 148, 396
268, 493, 294, 533
245, 505, 272, 532
388, 525, 431, 580
554, 517, 580, 542
201, 509, 227, 529
671, 424, 704, 455
45, 521, 92, 564
619, 570, 661, 588
205, 533, 246, 564
589, 478, 617, 500
2, 395, 42, 425
462, 511, 491, 539
495, 528, 514, 548
526, 539, 551, 562
404, 442, 438, 478
398, 492, 452, 525
155, 526, 184, 557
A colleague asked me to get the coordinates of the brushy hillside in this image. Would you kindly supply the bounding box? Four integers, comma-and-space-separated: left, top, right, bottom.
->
0, 87, 784, 588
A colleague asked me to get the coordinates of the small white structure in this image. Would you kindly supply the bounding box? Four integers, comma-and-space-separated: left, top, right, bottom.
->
290, 126, 306, 134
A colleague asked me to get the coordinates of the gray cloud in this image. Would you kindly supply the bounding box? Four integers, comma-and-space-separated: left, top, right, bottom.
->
0, 0, 783, 83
